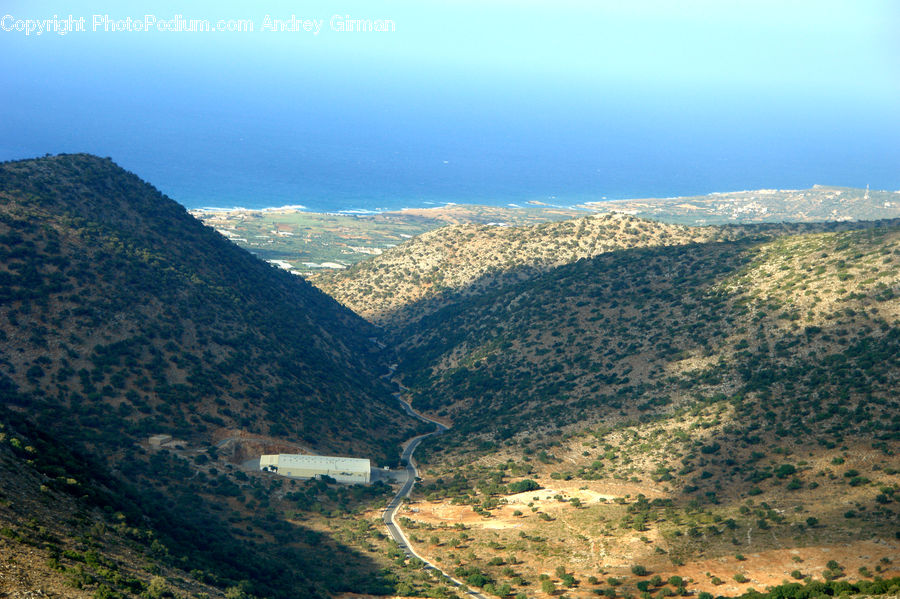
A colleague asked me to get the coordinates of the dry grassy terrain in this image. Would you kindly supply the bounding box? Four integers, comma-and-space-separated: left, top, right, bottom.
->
580, 185, 900, 225
366, 221, 900, 597
398, 404, 898, 598
3, 155, 899, 599
312, 214, 745, 326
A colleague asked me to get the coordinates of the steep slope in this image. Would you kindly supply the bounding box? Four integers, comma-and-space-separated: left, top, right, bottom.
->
0, 154, 414, 458
385, 222, 900, 596
398, 221, 900, 439
0, 154, 421, 598
312, 214, 744, 326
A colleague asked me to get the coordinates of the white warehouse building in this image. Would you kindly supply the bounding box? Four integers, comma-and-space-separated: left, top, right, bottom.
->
259, 454, 371, 484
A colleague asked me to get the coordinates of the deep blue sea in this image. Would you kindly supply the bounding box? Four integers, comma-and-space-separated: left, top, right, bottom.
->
4, 87, 899, 214
4, 84, 898, 213
4, 106, 898, 214
2, 3, 898, 212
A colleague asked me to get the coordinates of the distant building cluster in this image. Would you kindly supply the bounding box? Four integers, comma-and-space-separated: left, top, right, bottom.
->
259, 454, 371, 484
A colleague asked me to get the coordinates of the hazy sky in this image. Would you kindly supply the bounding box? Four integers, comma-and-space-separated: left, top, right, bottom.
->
2, 1, 898, 207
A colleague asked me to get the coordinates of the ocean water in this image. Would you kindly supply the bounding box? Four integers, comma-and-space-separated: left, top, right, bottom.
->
4, 103, 898, 215
2, 10, 898, 214
4, 76, 898, 214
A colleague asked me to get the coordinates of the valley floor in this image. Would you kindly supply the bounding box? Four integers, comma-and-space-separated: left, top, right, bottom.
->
394, 476, 900, 598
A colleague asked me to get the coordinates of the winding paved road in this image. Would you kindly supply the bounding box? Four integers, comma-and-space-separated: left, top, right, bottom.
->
380, 367, 488, 599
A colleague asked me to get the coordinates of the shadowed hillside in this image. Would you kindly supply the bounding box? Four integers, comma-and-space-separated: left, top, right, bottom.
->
398, 221, 899, 443
380, 221, 899, 596
0, 154, 420, 598
0, 154, 415, 458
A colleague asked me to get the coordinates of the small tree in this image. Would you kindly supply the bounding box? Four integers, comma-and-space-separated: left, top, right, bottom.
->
147, 577, 170, 599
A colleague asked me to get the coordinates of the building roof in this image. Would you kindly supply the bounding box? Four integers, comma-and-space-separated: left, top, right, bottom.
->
272, 454, 370, 474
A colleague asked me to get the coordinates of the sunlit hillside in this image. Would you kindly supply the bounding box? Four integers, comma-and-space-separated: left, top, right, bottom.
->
380, 222, 900, 597
313, 215, 745, 326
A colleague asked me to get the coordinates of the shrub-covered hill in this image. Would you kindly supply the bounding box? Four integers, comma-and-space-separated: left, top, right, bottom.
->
311, 214, 747, 327
311, 212, 883, 331
390, 223, 899, 594
0, 405, 403, 599
0, 154, 421, 598
396, 221, 900, 444
0, 153, 416, 459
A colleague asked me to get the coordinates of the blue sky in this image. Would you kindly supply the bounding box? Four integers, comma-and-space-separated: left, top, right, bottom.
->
1, 1, 898, 208
6, 1, 893, 92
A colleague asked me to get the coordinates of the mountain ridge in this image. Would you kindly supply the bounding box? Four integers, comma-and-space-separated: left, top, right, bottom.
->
380, 221, 900, 595
311, 214, 744, 327
0, 153, 415, 458
0, 154, 420, 598
2, 154, 899, 599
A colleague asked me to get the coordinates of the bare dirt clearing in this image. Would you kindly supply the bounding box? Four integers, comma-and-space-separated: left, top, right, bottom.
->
397, 471, 899, 598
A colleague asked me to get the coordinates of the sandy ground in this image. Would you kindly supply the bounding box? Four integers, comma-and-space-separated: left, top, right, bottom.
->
393, 474, 900, 598
402, 477, 666, 529
406, 501, 522, 529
